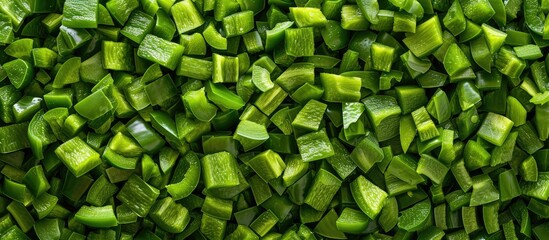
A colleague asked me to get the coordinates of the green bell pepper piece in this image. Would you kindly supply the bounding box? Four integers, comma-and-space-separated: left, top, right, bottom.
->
13, 96, 42, 123
387, 154, 425, 185
336, 207, 369, 234
499, 169, 521, 202
223, 11, 254, 37
304, 169, 341, 211
32, 193, 57, 219
351, 175, 388, 219
281, 154, 309, 187
180, 33, 207, 55
252, 65, 274, 92
250, 210, 278, 237
54, 137, 100, 177
444, 43, 472, 79
313, 209, 346, 239
0, 122, 30, 153
150, 197, 190, 233
182, 87, 217, 122
7, 201, 34, 232
402, 16, 443, 58
470, 174, 500, 206
62, 0, 98, 28
522, 172, 549, 200
285, 27, 315, 57
202, 151, 240, 190
144, 74, 177, 106
3, 59, 33, 90
443, 0, 466, 35
137, 34, 184, 70
102, 41, 134, 71
350, 137, 384, 173
116, 174, 160, 217
105, 0, 139, 24
290, 7, 327, 27
292, 100, 327, 131
74, 89, 113, 121
495, 46, 526, 78
477, 112, 514, 146
253, 83, 288, 115
482, 23, 507, 54
378, 197, 399, 232
166, 151, 201, 200
416, 154, 449, 184
398, 199, 431, 231
213, 53, 239, 83
205, 81, 245, 110
154, 10, 176, 40
201, 214, 227, 240
203, 22, 228, 50
265, 21, 293, 51
120, 10, 155, 44
363, 95, 402, 141
0, 85, 21, 124
4, 38, 32, 61
233, 120, 269, 151
525, 0, 544, 35
171, 0, 204, 34
176, 56, 212, 80
27, 110, 56, 160
520, 155, 539, 182
320, 73, 362, 103
326, 138, 357, 180
52, 57, 80, 88
202, 196, 233, 220
340, 5, 370, 30
22, 165, 50, 197
296, 129, 334, 162
59, 26, 92, 50
249, 175, 272, 205
126, 116, 166, 154
74, 205, 118, 228
246, 150, 285, 181
86, 175, 118, 207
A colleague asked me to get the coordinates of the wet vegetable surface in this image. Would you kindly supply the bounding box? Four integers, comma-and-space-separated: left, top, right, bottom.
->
0, 0, 548, 239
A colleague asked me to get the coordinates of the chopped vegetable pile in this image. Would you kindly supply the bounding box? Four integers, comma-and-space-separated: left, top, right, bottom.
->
0, 0, 548, 239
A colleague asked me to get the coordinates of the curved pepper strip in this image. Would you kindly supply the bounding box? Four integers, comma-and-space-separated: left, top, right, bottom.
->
205, 80, 245, 110
181, 87, 217, 122
166, 152, 201, 200
524, 0, 544, 35
102, 147, 139, 170
28, 110, 57, 160
75, 205, 118, 228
